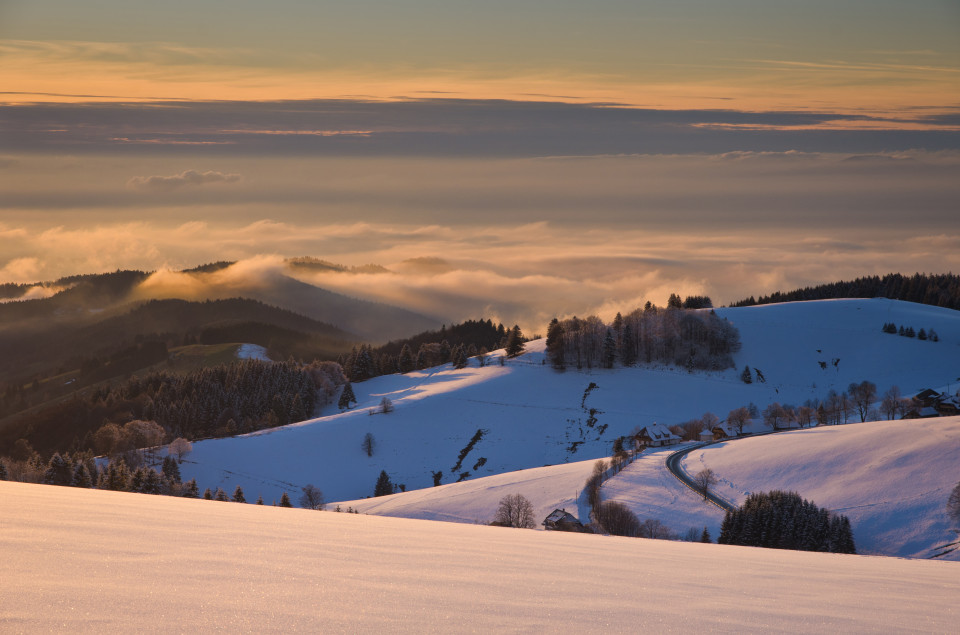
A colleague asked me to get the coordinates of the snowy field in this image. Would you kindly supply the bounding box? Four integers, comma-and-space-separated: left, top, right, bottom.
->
2, 480, 958, 633
680, 416, 960, 560
177, 298, 960, 511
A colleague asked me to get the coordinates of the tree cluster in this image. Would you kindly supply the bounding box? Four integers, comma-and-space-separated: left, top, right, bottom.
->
718, 490, 856, 553
881, 322, 939, 341
546, 304, 740, 372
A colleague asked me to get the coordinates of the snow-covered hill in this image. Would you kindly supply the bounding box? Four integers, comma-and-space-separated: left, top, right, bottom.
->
3, 480, 958, 632
178, 298, 960, 511
678, 416, 960, 560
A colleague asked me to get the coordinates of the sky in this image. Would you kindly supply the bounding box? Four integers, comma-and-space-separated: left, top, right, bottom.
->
1, 1, 959, 327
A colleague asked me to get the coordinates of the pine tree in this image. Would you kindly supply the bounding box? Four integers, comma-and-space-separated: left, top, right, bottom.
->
255, 495, 264, 505
43, 453, 73, 486
451, 344, 468, 369
700, 527, 711, 543
621, 322, 637, 366
279, 492, 293, 507
338, 382, 357, 410
918, 328, 927, 340
740, 365, 752, 384
143, 469, 162, 494
0, 459, 8, 480
232, 486, 246, 503
374, 470, 394, 497
214, 487, 229, 501
203, 488, 214, 500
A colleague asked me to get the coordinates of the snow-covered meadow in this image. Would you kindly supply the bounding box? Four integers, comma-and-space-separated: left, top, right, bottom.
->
178, 298, 960, 510
3, 480, 958, 632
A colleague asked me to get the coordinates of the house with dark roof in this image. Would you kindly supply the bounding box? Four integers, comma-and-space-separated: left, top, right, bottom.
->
635, 424, 681, 447
543, 509, 588, 532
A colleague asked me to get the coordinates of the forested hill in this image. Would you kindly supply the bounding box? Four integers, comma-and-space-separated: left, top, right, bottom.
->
730, 273, 960, 311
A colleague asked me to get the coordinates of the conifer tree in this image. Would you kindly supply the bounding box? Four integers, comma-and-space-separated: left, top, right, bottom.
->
700, 527, 711, 543
546, 318, 566, 370
255, 494, 264, 505
203, 488, 214, 500
741, 365, 752, 384
374, 470, 394, 497
505, 325, 525, 357
279, 492, 293, 507
451, 344, 468, 369
143, 469, 162, 494
214, 487, 229, 501
602, 329, 616, 369
43, 453, 73, 486
0, 458, 8, 481
161, 456, 181, 483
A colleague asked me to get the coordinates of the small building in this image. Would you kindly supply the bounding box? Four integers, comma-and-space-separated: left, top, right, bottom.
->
902, 406, 940, 419
711, 425, 733, 441
698, 428, 715, 442
543, 509, 587, 532
912, 389, 942, 409
636, 424, 681, 447
935, 397, 959, 417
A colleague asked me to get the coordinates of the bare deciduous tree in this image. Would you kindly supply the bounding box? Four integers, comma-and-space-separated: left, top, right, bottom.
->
599, 501, 641, 537
494, 493, 536, 528
726, 406, 751, 436
880, 386, 902, 420
299, 484, 325, 510
361, 432, 375, 457
693, 468, 718, 500
848, 381, 878, 422
380, 397, 394, 414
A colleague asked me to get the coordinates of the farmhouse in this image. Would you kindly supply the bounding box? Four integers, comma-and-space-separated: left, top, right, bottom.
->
542, 509, 588, 532
636, 424, 681, 447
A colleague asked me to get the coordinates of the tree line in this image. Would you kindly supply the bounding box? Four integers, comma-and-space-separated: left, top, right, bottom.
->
730, 272, 960, 311
0, 359, 346, 458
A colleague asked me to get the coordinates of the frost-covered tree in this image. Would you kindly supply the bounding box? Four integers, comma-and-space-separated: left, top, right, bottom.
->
168, 437, 192, 464
397, 344, 416, 374
338, 382, 357, 410
182, 479, 200, 498
494, 493, 536, 529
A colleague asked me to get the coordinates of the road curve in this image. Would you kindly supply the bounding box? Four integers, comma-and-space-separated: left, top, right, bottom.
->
664, 442, 736, 513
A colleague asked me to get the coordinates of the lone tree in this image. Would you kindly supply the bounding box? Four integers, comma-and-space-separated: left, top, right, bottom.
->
740, 365, 752, 384
848, 380, 878, 422
361, 432, 376, 457
374, 470, 394, 497
232, 486, 246, 503
693, 468, 718, 500
379, 397, 394, 414
168, 437, 193, 464
726, 406, 751, 436
299, 484, 325, 510
338, 382, 357, 410
494, 493, 536, 529
279, 492, 293, 507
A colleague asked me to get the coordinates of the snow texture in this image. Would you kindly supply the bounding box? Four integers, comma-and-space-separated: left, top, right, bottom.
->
2, 480, 958, 632
236, 343, 270, 361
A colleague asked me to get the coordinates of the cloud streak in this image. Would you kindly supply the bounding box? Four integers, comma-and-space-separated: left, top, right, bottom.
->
128, 169, 242, 191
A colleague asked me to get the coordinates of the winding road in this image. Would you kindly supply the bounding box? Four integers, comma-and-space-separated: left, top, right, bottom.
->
664, 443, 735, 512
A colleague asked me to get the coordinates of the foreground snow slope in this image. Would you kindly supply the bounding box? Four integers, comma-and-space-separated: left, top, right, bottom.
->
179, 299, 960, 506
3, 481, 958, 632
680, 416, 960, 560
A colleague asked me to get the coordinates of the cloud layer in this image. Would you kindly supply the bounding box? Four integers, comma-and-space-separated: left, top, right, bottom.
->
128, 170, 242, 191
